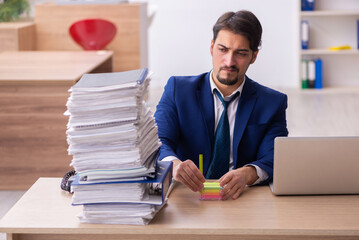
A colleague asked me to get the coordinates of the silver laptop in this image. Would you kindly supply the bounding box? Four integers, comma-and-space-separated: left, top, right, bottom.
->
271, 136, 359, 195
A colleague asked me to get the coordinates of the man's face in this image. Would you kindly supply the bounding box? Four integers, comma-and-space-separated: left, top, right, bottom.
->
210, 29, 258, 87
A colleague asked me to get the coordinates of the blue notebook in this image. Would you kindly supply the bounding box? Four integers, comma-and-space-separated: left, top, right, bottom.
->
301, 0, 315, 11
314, 59, 322, 89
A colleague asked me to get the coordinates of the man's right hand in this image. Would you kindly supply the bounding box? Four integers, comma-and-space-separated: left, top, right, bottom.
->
172, 159, 205, 192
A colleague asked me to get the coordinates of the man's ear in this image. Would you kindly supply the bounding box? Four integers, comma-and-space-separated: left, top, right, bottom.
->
210, 39, 214, 56
250, 50, 259, 64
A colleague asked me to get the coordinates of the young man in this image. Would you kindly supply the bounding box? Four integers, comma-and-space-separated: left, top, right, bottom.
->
154, 10, 288, 200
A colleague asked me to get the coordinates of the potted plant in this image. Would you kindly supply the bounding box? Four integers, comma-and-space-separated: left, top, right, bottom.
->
0, 0, 30, 22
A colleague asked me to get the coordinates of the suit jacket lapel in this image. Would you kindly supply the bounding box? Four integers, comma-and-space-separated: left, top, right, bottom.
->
233, 76, 257, 168
196, 72, 214, 173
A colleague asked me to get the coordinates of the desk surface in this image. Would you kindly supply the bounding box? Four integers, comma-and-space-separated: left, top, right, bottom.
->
0, 51, 113, 83
0, 178, 358, 240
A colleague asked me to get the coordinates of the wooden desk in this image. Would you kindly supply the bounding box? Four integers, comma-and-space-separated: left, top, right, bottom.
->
0, 51, 113, 190
0, 51, 112, 84
0, 178, 358, 240
0, 22, 35, 51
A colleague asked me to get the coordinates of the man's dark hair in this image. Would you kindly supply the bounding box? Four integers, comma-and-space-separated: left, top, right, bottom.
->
213, 10, 262, 52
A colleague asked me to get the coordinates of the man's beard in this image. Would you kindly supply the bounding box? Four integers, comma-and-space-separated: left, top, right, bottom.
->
216, 66, 239, 86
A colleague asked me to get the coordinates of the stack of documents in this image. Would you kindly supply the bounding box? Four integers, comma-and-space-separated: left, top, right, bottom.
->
64, 68, 168, 225
76, 161, 173, 225
65, 69, 161, 180
80, 203, 163, 225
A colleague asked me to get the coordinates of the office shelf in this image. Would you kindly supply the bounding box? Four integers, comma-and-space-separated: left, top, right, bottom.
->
301, 10, 359, 17
299, 0, 359, 89
301, 49, 359, 55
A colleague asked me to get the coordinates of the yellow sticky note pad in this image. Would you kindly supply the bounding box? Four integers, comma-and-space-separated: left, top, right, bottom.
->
199, 181, 223, 200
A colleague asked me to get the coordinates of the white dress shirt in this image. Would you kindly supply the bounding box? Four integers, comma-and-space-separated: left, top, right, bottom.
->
162, 71, 268, 185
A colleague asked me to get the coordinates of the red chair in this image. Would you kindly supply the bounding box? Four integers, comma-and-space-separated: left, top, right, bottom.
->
69, 19, 117, 50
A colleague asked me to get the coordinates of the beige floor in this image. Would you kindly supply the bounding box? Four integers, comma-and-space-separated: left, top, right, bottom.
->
1, 87, 359, 239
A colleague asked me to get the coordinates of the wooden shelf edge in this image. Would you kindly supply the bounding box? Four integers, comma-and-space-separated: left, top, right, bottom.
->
301, 10, 359, 16
301, 49, 359, 55
299, 86, 359, 93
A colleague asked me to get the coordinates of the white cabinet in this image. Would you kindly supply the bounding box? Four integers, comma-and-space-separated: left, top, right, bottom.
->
299, 0, 359, 88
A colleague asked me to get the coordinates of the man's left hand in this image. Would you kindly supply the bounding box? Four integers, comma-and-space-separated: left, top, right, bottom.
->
219, 166, 259, 200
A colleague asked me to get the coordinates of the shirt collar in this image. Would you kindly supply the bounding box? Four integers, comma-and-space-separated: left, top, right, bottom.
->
209, 70, 245, 100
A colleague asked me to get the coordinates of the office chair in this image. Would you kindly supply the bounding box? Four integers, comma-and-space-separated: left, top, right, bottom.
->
69, 18, 117, 50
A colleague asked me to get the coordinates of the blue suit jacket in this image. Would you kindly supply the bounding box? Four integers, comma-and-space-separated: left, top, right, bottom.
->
154, 72, 288, 183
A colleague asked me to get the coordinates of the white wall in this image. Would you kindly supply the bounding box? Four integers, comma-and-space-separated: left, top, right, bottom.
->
28, 0, 299, 89
142, 0, 299, 89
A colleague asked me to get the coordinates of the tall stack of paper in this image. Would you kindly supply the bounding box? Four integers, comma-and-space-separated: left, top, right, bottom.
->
74, 161, 173, 225
81, 203, 161, 225
64, 68, 169, 225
